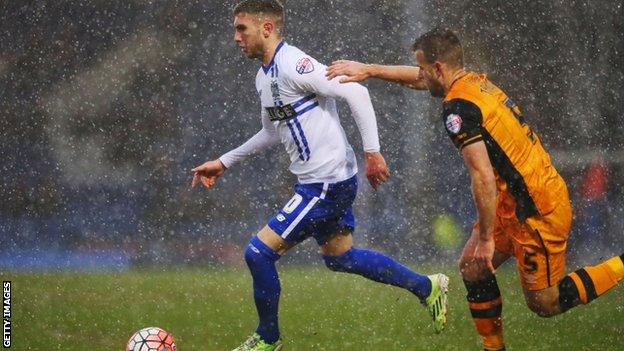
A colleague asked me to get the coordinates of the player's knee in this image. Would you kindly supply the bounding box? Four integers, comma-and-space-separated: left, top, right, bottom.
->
244, 236, 280, 267
526, 301, 546, 317
323, 256, 346, 272
458, 255, 479, 280
457, 256, 468, 272
527, 301, 558, 318
322, 249, 354, 272
525, 289, 560, 318
244, 243, 257, 266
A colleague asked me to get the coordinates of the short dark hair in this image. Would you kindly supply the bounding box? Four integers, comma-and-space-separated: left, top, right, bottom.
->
412, 28, 463, 67
233, 0, 284, 24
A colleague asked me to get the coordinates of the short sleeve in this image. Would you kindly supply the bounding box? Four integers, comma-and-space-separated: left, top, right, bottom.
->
442, 98, 484, 150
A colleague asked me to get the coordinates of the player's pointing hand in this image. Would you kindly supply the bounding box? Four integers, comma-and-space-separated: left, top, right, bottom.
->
325, 60, 371, 83
364, 151, 390, 191
191, 159, 226, 189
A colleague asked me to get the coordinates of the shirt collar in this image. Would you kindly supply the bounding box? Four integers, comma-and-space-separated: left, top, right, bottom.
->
261, 40, 286, 74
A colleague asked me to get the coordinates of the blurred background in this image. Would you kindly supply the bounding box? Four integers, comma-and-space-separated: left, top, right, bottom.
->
1, 0, 622, 271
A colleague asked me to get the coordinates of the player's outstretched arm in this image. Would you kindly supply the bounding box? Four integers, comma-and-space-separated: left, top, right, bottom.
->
325, 60, 427, 90
191, 111, 279, 189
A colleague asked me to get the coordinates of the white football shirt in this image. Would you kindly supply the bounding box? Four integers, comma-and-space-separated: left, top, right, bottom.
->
220, 41, 380, 184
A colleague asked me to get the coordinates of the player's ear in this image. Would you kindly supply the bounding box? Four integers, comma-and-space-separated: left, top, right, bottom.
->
434, 61, 444, 77
262, 21, 274, 38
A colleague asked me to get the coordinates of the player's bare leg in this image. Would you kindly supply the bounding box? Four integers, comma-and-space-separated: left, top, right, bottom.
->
459, 230, 511, 351
522, 254, 624, 318
522, 285, 560, 317
235, 226, 296, 351
319, 228, 353, 256
257, 225, 296, 254
320, 229, 449, 333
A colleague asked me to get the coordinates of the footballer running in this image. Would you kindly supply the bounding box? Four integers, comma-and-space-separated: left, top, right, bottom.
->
191, 2, 449, 350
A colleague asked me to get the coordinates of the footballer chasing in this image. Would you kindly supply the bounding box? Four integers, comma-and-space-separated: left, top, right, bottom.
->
191, 1, 449, 350
326, 28, 624, 351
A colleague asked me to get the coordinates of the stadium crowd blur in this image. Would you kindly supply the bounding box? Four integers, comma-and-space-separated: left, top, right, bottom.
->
1, 1, 623, 269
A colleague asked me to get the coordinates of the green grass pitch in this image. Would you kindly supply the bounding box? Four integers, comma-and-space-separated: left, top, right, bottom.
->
4, 265, 623, 350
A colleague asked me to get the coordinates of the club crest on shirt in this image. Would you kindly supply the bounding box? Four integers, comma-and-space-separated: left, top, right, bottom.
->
296, 57, 314, 74
445, 113, 463, 134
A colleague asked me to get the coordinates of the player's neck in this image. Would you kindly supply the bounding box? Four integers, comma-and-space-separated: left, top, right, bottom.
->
261, 38, 284, 66
443, 69, 467, 95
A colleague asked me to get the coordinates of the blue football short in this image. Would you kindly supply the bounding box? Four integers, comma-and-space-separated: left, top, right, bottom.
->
267, 175, 357, 245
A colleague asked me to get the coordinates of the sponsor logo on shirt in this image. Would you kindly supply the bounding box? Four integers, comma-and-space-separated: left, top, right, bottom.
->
266, 104, 297, 121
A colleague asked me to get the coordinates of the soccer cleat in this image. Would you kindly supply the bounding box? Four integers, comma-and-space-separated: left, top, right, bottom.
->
423, 273, 450, 333
232, 333, 283, 351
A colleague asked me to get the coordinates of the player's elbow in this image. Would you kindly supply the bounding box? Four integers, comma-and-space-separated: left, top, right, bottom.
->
471, 171, 497, 194
477, 168, 496, 185
355, 83, 371, 99
342, 82, 370, 102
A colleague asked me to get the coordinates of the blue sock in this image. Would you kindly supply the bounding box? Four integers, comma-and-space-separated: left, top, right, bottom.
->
323, 247, 432, 300
244, 236, 281, 344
